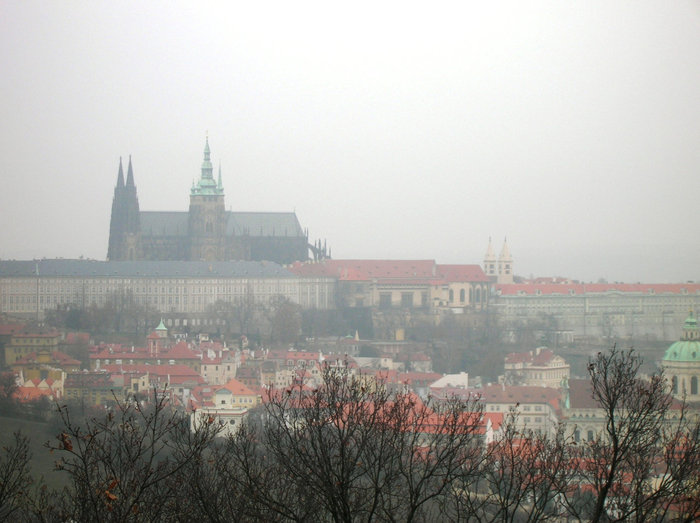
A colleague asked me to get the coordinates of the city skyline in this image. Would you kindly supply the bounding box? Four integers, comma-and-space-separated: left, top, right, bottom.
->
1, 2, 698, 283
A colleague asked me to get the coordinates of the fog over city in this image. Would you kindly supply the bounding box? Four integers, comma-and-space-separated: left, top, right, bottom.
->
1, 1, 698, 283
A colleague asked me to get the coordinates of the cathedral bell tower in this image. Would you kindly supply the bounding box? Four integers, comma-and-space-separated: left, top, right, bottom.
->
188, 137, 226, 261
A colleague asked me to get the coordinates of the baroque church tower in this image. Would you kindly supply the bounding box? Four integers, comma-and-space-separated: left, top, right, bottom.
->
483, 237, 497, 280
107, 157, 141, 260
484, 237, 514, 284
497, 238, 514, 284
188, 137, 227, 261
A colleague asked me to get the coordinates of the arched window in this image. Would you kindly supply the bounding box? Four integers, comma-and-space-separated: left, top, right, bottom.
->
691, 376, 698, 395
587, 430, 594, 442
672, 375, 678, 394
469, 288, 473, 302
460, 289, 465, 302
476, 288, 481, 303
449, 289, 454, 302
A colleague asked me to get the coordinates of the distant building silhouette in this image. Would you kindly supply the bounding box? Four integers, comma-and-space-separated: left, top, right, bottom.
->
107, 137, 323, 264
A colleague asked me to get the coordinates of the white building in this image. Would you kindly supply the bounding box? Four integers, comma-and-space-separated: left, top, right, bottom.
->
0, 259, 336, 325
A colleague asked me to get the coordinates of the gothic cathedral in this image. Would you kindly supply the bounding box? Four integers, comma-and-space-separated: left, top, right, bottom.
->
107, 138, 318, 264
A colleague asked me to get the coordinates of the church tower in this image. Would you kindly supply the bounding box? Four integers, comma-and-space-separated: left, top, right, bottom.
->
497, 238, 514, 284
107, 157, 142, 260
188, 137, 226, 261
483, 237, 497, 280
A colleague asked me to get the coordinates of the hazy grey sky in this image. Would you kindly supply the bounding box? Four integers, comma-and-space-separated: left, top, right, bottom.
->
1, 1, 698, 283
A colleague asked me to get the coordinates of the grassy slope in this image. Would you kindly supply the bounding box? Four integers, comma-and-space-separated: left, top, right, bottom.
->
0, 415, 69, 489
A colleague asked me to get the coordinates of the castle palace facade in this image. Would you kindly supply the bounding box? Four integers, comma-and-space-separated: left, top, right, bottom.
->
107, 138, 318, 264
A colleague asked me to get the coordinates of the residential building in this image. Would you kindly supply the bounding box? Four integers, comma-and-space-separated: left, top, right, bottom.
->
503, 347, 570, 388
472, 384, 561, 438
4, 332, 61, 366
64, 372, 117, 406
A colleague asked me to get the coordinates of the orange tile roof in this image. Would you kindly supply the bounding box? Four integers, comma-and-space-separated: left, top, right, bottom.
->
505, 349, 556, 365
475, 384, 561, 409
102, 363, 202, 380
219, 378, 257, 396
0, 323, 26, 336
13, 386, 53, 402
436, 264, 490, 283
496, 282, 700, 296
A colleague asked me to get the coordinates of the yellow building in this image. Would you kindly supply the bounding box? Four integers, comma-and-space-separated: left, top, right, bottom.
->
11, 348, 80, 382
214, 378, 261, 410
4, 332, 61, 366
64, 372, 118, 406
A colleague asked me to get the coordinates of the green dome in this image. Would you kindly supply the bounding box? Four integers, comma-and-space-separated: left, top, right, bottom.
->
663, 340, 700, 362
663, 311, 700, 362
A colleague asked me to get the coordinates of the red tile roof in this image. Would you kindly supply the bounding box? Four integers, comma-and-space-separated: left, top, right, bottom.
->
505, 349, 555, 365
475, 384, 561, 410
0, 323, 26, 336
219, 378, 257, 396
165, 341, 200, 359
496, 282, 700, 296
436, 264, 490, 283
102, 364, 204, 384
566, 379, 598, 409
13, 386, 54, 402
289, 260, 490, 285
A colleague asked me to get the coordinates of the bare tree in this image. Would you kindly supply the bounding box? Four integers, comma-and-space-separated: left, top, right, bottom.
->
448, 411, 574, 523
565, 347, 700, 522
0, 431, 33, 520
231, 363, 486, 523
270, 296, 302, 344
48, 389, 222, 522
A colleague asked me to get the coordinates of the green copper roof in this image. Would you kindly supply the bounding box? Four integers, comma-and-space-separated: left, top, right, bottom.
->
663, 312, 700, 362
663, 341, 700, 362
156, 319, 167, 332
191, 137, 224, 196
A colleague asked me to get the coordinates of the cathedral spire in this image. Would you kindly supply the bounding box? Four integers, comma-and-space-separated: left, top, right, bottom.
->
116, 157, 125, 188
201, 136, 213, 180
126, 155, 135, 187
191, 136, 223, 196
